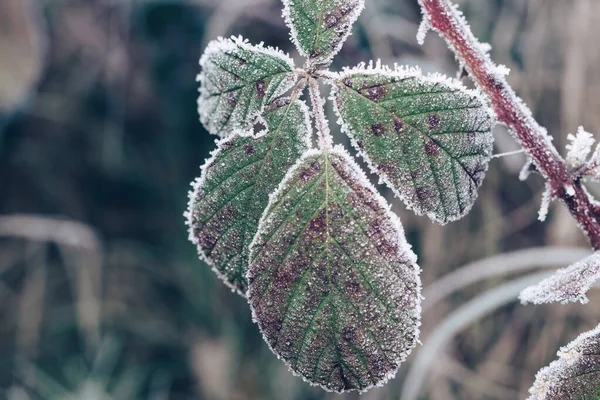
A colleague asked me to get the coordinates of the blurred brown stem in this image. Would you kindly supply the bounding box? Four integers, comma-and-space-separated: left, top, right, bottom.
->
419, 0, 600, 250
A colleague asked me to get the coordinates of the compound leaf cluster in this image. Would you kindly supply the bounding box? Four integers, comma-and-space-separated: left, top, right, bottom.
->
187, 0, 495, 392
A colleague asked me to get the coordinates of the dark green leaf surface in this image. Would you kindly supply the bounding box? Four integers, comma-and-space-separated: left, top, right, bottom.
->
283, 0, 364, 66
528, 323, 600, 400
198, 36, 297, 136
247, 147, 421, 392
332, 64, 495, 224
186, 99, 311, 294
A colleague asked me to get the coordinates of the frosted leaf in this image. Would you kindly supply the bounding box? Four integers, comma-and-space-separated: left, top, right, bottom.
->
566, 126, 595, 169
527, 323, 600, 400
186, 99, 311, 294
247, 146, 421, 393
282, 0, 365, 66
520, 252, 600, 305
197, 36, 297, 136
331, 63, 495, 224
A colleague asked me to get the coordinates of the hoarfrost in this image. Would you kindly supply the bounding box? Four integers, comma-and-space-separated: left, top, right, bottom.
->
330, 60, 495, 224
519, 158, 534, 181
197, 36, 297, 137
282, 0, 365, 66
566, 126, 594, 169
538, 184, 552, 222
417, 0, 562, 179
492, 64, 510, 77
520, 251, 600, 305
565, 184, 575, 197
416, 18, 430, 45
527, 323, 600, 400
186, 99, 311, 294
247, 145, 421, 393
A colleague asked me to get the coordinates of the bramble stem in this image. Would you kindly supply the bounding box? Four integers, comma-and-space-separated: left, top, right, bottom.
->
418, 0, 600, 250
308, 78, 332, 150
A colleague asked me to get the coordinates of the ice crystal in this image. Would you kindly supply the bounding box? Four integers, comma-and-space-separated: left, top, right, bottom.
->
247, 146, 421, 393
538, 184, 552, 222
416, 18, 430, 45
520, 252, 600, 305
519, 159, 535, 181
566, 126, 595, 170
330, 61, 495, 224
527, 323, 600, 400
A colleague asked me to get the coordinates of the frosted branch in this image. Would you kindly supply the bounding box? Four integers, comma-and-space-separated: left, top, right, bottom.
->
418, 0, 600, 250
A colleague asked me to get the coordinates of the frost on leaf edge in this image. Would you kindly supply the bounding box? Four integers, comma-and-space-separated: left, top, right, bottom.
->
246, 144, 423, 393
281, 0, 366, 66
197, 35, 297, 136
184, 99, 313, 297
527, 323, 600, 400
519, 251, 600, 305
329, 60, 495, 225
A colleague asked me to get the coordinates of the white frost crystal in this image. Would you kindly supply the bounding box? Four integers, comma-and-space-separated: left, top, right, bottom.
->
282, 0, 365, 66
527, 323, 600, 400
416, 18, 431, 45
197, 36, 297, 137
520, 251, 600, 305
537, 184, 552, 222
566, 126, 595, 169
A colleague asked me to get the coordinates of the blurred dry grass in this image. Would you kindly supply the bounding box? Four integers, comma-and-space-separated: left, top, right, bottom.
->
1, 0, 600, 399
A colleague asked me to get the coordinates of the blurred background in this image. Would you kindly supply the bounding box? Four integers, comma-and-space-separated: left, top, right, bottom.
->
1, 0, 599, 398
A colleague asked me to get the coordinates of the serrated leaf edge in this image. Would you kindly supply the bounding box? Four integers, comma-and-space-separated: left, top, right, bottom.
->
519, 251, 600, 305
247, 144, 422, 393
185, 132, 252, 295
184, 99, 313, 296
329, 60, 495, 224
527, 323, 600, 400
281, 0, 366, 65
197, 35, 297, 136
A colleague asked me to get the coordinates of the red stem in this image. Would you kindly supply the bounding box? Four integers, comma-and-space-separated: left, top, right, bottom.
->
419, 0, 600, 250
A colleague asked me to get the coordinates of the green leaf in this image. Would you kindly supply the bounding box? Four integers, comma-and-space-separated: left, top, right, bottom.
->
528, 323, 600, 400
186, 98, 312, 294
247, 147, 421, 392
332, 64, 495, 224
282, 0, 365, 66
198, 36, 297, 136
